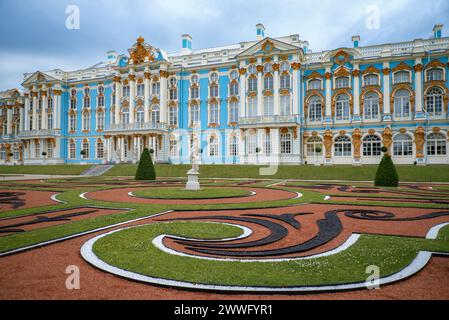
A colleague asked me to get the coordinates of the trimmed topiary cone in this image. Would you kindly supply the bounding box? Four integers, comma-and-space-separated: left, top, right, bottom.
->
135, 148, 156, 181
375, 154, 399, 187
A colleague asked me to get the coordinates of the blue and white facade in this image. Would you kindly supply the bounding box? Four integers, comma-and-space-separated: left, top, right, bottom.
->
1, 24, 449, 166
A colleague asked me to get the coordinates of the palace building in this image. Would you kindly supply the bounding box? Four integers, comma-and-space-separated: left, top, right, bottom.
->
1, 24, 448, 166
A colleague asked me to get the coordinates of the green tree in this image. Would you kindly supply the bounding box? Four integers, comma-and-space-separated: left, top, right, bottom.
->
135, 148, 156, 180
374, 150, 399, 187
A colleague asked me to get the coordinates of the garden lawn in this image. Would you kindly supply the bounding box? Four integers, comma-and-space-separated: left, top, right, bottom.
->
132, 187, 251, 199
0, 165, 92, 175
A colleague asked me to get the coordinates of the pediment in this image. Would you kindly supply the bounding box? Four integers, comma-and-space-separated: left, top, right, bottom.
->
236, 37, 301, 59
22, 71, 61, 87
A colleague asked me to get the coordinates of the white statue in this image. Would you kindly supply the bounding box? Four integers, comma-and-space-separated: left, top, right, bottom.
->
186, 139, 200, 190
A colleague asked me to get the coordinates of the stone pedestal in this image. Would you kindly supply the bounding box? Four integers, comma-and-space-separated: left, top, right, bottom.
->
186, 169, 200, 190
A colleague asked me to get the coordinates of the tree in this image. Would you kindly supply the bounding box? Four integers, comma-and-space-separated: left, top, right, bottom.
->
374, 148, 399, 187
135, 148, 156, 180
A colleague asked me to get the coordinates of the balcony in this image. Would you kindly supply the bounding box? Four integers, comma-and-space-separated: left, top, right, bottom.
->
18, 129, 61, 139
239, 115, 300, 128
105, 122, 167, 134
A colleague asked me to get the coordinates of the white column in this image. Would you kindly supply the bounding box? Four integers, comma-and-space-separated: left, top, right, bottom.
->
32, 91, 37, 130
144, 71, 151, 123
19, 105, 24, 132
238, 131, 246, 163
273, 63, 280, 116
114, 77, 121, 125
53, 92, 60, 129
257, 66, 263, 116
382, 62, 391, 121
129, 74, 136, 124
324, 66, 332, 122
257, 128, 264, 157
159, 68, 168, 124
120, 136, 125, 162
239, 68, 247, 118
272, 128, 280, 157
6, 107, 12, 134
352, 66, 361, 122
24, 94, 29, 131
414, 59, 424, 117
41, 92, 47, 130
292, 63, 300, 115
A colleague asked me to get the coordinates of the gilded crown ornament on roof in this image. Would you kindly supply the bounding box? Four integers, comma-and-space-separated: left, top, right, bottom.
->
128, 36, 156, 65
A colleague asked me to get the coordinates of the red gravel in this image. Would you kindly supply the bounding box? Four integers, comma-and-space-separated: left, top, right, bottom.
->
0, 189, 58, 212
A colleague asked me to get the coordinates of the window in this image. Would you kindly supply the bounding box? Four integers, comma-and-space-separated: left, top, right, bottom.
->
83, 97, 90, 109
393, 134, 413, 156
209, 135, 219, 157
121, 108, 129, 125
152, 82, 160, 95
229, 101, 239, 123
364, 74, 379, 86
394, 90, 410, 118
209, 85, 219, 98
394, 71, 410, 84
97, 111, 105, 130
82, 112, 90, 131
69, 114, 76, 132
426, 87, 443, 116
306, 136, 323, 157
151, 106, 160, 125
137, 84, 144, 97
210, 73, 219, 82
169, 88, 177, 100
335, 94, 350, 121
47, 142, 53, 158
98, 96, 105, 107
248, 77, 257, 92
190, 103, 200, 125
170, 77, 177, 87
47, 97, 53, 109
122, 85, 130, 97
308, 79, 321, 90
264, 63, 273, 73
427, 133, 446, 156
280, 62, 290, 72
363, 135, 381, 156
69, 140, 76, 159
169, 106, 178, 126
98, 86, 104, 94
136, 108, 144, 127
263, 96, 274, 116
82, 141, 89, 159
280, 133, 292, 154
245, 134, 256, 154
35, 142, 40, 158
96, 140, 104, 159
335, 77, 349, 89
84, 88, 90, 95
280, 74, 291, 89
230, 82, 239, 96
426, 69, 443, 82
209, 102, 219, 124
334, 136, 351, 157
247, 97, 257, 117
264, 133, 272, 155
364, 93, 379, 120
169, 138, 178, 157
264, 76, 273, 91
191, 74, 199, 84
229, 136, 238, 156
280, 95, 291, 116
47, 113, 53, 129
230, 70, 238, 80
190, 86, 199, 99
308, 96, 322, 122
37, 115, 42, 130
248, 65, 256, 75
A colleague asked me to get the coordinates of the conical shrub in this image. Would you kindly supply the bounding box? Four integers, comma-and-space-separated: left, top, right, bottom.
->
135, 148, 156, 180
374, 154, 399, 187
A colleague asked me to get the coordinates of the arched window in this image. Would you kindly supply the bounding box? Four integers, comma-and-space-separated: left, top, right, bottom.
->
425, 87, 443, 116
82, 140, 90, 159
247, 97, 257, 117
209, 84, 218, 98
70, 97, 77, 110
308, 96, 322, 122
229, 82, 239, 96
394, 71, 410, 84
69, 113, 76, 132
306, 136, 323, 157
308, 79, 321, 90
190, 103, 200, 126
229, 135, 238, 156
169, 105, 178, 126
427, 133, 446, 156
47, 141, 53, 158
69, 140, 76, 159
82, 111, 90, 131
334, 136, 351, 157
151, 106, 160, 125
335, 94, 350, 121
248, 64, 256, 75
245, 133, 256, 155
264, 75, 273, 91
364, 92, 379, 120
264, 133, 271, 155
280, 61, 290, 72
363, 135, 381, 156
97, 111, 104, 130
151, 82, 160, 95
280, 133, 292, 154
83, 96, 90, 109
280, 74, 291, 89
190, 86, 199, 99
47, 96, 53, 109
364, 74, 379, 86
394, 90, 411, 118
47, 113, 53, 129
210, 72, 219, 82
229, 70, 238, 81
209, 102, 219, 124
136, 107, 144, 127
96, 139, 104, 159
263, 95, 274, 116
229, 101, 239, 123
209, 135, 219, 157
426, 69, 443, 82
264, 63, 273, 74
98, 95, 105, 107
122, 85, 130, 97
34, 141, 40, 158
248, 77, 257, 92
136, 83, 144, 97
121, 107, 129, 125
169, 87, 178, 100
169, 136, 178, 157
393, 134, 413, 156
280, 95, 291, 116
335, 77, 349, 89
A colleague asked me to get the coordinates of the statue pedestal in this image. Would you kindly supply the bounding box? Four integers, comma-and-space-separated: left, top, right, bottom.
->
186, 169, 200, 190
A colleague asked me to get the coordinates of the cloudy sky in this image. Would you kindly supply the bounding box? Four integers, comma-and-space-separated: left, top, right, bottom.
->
0, 0, 448, 90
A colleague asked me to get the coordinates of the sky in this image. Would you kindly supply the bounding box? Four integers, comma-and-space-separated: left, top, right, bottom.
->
0, 0, 448, 90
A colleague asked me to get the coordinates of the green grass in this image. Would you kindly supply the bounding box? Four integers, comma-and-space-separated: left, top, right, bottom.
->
105, 164, 449, 182
132, 187, 251, 199
0, 165, 92, 175
92, 222, 449, 287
